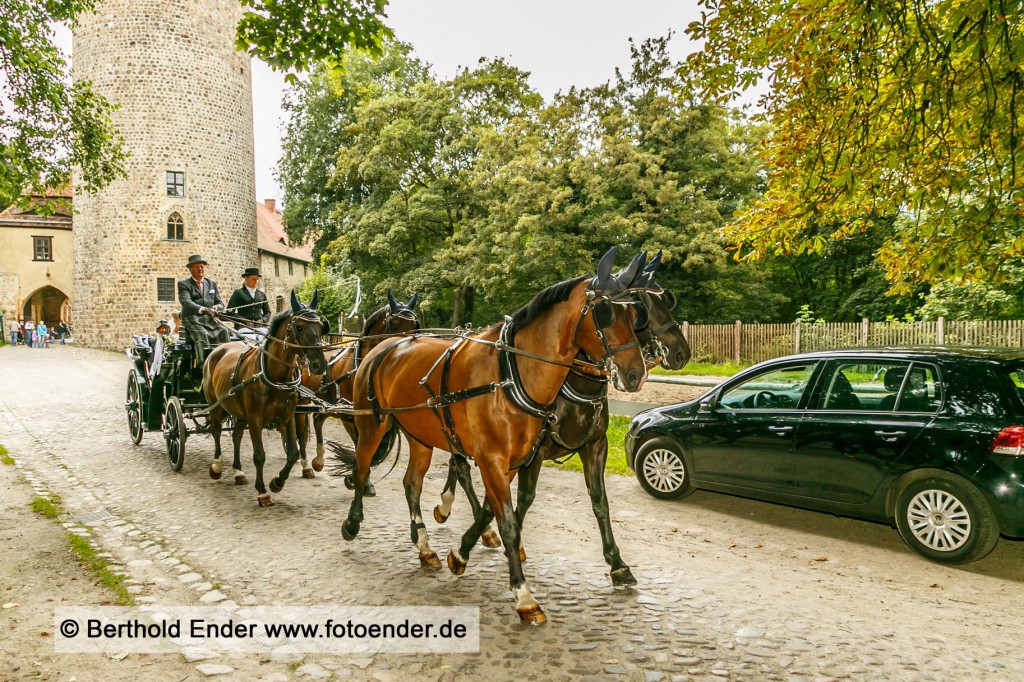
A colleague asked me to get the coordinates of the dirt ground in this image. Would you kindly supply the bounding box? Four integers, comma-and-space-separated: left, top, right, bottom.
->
0, 460, 197, 682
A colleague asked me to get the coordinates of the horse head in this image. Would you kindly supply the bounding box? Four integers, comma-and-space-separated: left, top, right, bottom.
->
579, 247, 648, 392
381, 289, 421, 334
631, 250, 690, 370
288, 290, 329, 376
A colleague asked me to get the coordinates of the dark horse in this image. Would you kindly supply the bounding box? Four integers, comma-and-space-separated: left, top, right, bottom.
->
340, 248, 649, 624
203, 291, 328, 506
432, 252, 691, 586
296, 291, 420, 488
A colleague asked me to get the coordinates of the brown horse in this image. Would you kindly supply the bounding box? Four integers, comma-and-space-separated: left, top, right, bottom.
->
434, 252, 691, 586
340, 248, 648, 624
296, 291, 420, 487
203, 291, 328, 506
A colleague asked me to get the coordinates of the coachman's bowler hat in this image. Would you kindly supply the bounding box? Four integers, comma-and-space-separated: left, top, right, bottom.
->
185, 254, 208, 268
242, 267, 262, 278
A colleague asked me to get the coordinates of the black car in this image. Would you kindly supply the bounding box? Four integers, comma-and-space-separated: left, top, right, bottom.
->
625, 347, 1024, 564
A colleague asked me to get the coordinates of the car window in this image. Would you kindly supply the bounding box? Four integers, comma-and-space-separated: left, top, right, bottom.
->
897, 363, 943, 413
718, 364, 816, 410
815, 361, 911, 412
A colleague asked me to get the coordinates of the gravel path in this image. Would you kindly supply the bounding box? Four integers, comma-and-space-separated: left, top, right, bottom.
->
1, 345, 1022, 681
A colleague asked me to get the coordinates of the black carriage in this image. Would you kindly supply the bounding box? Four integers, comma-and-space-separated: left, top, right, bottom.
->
125, 319, 348, 472
124, 321, 212, 471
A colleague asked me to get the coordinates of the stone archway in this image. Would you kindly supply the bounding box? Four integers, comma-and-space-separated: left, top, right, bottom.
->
22, 285, 69, 328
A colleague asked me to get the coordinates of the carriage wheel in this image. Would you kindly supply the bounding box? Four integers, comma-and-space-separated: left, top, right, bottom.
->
164, 396, 186, 472
126, 373, 145, 445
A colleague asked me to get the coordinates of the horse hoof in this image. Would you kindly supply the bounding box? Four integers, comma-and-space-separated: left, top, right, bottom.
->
344, 475, 355, 491
257, 494, 274, 507
611, 566, 638, 587
302, 468, 315, 479
517, 605, 547, 625
209, 465, 222, 480
518, 546, 527, 563
446, 550, 466, 576
419, 552, 442, 570
341, 519, 359, 541
433, 506, 449, 524
269, 478, 283, 493
311, 457, 324, 473
481, 530, 502, 549
363, 481, 377, 497
234, 475, 248, 486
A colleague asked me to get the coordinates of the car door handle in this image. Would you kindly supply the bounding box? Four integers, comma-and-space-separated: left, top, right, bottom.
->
768, 426, 793, 436
874, 430, 906, 442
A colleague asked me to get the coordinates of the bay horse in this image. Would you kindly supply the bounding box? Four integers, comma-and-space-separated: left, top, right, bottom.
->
296, 291, 420, 488
340, 247, 648, 624
433, 252, 691, 586
203, 291, 328, 506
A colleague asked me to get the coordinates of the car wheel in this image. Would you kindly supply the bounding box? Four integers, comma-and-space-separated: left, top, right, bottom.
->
635, 437, 694, 500
894, 473, 999, 564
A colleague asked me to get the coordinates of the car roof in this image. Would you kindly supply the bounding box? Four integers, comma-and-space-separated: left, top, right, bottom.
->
757, 345, 1024, 366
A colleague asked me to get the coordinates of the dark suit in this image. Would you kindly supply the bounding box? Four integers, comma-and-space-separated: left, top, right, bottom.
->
227, 286, 271, 328
177, 277, 231, 364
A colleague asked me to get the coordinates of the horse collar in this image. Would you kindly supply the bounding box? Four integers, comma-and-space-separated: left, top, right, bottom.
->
497, 320, 557, 419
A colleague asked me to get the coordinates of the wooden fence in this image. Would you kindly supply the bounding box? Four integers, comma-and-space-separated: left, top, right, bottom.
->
682, 318, 1024, 365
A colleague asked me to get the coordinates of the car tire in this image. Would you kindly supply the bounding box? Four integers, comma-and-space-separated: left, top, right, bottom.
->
634, 437, 694, 500
894, 473, 1000, 565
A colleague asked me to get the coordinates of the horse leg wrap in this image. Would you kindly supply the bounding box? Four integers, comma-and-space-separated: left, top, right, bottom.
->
410, 521, 426, 545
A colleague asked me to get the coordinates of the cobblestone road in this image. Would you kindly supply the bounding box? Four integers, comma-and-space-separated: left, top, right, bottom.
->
2, 345, 1023, 681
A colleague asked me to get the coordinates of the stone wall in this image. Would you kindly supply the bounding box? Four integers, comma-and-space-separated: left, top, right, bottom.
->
259, 252, 311, 312
0, 272, 18, 328
72, 0, 257, 349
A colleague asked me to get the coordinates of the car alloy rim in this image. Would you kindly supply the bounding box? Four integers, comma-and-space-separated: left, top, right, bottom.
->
643, 448, 686, 493
906, 489, 971, 552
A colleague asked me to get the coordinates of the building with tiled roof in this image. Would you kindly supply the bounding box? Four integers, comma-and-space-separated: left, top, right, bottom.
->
0, 193, 311, 335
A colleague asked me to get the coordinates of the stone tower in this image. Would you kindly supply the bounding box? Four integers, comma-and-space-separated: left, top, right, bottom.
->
72, 0, 257, 348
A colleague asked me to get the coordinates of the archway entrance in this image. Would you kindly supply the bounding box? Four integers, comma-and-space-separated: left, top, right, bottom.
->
22, 286, 69, 328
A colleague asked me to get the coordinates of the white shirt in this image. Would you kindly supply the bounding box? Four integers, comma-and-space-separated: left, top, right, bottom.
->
246, 286, 258, 297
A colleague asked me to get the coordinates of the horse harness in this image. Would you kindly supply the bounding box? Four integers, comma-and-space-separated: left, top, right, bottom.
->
365, 292, 635, 472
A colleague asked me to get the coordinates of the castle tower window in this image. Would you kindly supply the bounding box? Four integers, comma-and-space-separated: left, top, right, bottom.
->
157, 277, 175, 302
166, 171, 184, 197
288, 260, 293, 275
33, 236, 53, 261
166, 212, 184, 240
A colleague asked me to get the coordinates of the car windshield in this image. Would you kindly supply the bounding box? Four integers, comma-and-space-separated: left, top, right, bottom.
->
1006, 366, 1024, 406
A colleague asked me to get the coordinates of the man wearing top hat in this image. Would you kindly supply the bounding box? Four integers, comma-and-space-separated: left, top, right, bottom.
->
228, 267, 272, 340
177, 254, 231, 364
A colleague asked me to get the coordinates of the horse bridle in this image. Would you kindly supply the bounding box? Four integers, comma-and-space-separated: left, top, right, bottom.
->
572, 288, 643, 365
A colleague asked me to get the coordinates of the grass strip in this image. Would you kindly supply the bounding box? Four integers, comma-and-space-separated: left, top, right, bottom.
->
30, 493, 135, 606
0, 443, 13, 465
544, 414, 633, 477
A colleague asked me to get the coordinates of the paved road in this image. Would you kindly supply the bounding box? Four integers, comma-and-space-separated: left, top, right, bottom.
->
2, 345, 1023, 681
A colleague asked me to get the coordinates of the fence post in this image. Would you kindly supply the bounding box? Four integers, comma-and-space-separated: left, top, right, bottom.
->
734, 320, 742, 364
681, 320, 689, 341
794, 320, 801, 354
861, 317, 869, 346
936, 316, 945, 344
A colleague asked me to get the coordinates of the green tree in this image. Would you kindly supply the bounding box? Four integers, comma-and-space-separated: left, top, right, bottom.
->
237, 0, 391, 78
1, 0, 126, 206
685, 0, 1024, 294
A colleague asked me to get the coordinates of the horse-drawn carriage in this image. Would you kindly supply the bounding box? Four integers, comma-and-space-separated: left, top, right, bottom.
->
121, 249, 691, 624
124, 296, 333, 476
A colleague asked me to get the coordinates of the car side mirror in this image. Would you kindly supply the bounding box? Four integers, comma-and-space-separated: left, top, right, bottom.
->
699, 398, 715, 413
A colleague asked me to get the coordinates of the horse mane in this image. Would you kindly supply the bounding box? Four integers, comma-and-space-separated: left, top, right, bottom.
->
507, 275, 589, 335
266, 308, 292, 341
361, 306, 388, 335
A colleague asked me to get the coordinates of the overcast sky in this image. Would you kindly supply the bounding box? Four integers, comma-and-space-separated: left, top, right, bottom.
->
253, 0, 701, 203
60, 1, 703, 205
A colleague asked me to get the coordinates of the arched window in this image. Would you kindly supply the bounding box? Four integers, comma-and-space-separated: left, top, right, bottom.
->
167, 212, 184, 240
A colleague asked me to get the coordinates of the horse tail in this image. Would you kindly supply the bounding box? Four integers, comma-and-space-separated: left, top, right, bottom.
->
326, 423, 401, 478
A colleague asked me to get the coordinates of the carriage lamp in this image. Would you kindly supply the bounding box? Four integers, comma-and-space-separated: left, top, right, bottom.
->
157, 320, 172, 335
